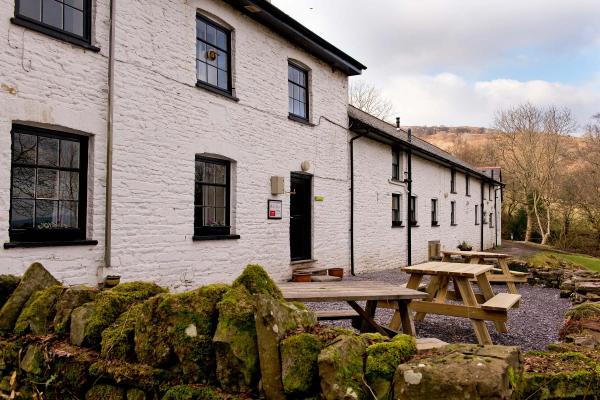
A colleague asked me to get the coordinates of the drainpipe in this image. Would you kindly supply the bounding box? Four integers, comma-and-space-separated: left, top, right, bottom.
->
480, 181, 484, 251
349, 133, 364, 276
104, 0, 116, 275
406, 128, 413, 266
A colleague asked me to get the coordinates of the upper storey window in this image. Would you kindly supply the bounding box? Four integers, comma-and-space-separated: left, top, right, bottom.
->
288, 63, 309, 121
196, 15, 231, 93
15, 0, 92, 45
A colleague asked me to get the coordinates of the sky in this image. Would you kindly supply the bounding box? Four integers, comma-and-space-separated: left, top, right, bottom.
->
271, 0, 600, 131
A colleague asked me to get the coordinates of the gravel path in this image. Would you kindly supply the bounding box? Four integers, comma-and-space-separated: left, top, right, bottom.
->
307, 268, 570, 351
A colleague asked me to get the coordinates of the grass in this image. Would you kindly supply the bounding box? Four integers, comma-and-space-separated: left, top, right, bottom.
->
528, 251, 600, 272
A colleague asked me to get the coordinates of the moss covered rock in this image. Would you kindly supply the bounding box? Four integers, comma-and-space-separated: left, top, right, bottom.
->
365, 334, 416, 400
213, 285, 258, 393
85, 384, 125, 400
565, 302, 600, 321
53, 285, 98, 335
0, 339, 22, 372
134, 284, 228, 384
127, 388, 147, 400
520, 350, 600, 399
0, 275, 20, 308
393, 344, 522, 400
161, 385, 229, 400
255, 294, 317, 400
0, 263, 60, 334
280, 333, 322, 398
232, 264, 282, 299
71, 302, 97, 346
19, 345, 45, 376
89, 359, 171, 391
318, 334, 369, 400
78, 282, 166, 348
102, 303, 144, 361
14, 285, 64, 336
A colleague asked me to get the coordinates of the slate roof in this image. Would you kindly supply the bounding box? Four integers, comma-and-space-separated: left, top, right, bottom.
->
348, 105, 502, 185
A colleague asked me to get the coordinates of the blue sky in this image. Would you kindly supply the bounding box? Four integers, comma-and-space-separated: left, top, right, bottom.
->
272, 0, 600, 131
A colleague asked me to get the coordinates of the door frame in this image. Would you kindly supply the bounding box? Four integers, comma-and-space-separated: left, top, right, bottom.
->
290, 172, 313, 262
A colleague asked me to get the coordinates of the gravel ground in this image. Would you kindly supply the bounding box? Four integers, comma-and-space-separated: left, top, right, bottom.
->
307, 268, 571, 351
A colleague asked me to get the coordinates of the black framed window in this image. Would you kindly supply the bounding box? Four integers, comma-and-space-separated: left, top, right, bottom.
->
194, 156, 231, 236
392, 149, 400, 180
450, 170, 456, 193
489, 185, 493, 200
392, 193, 402, 227
409, 195, 417, 226
14, 0, 91, 44
466, 175, 470, 196
196, 15, 231, 93
475, 205, 479, 225
288, 63, 309, 120
10, 125, 88, 242
490, 213, 494, 228
451, 201, 456, 225
431, 199, 438, 226
482, 206, 487, 224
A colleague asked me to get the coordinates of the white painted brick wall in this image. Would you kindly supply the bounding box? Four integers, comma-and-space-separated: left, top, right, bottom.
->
0, 0, 110, 284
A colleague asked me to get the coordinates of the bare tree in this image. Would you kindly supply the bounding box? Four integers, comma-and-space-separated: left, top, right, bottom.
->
576, 113, 600, 248
349, 79, 395, 121
494, 103, 575, 244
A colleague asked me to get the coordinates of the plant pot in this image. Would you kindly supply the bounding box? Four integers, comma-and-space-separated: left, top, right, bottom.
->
104, 275, 121, 288
292, 272, 312, 283
328, 268, 344, 278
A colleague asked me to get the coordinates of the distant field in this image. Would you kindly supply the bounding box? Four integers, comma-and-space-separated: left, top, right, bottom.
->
528, 251, 600, 272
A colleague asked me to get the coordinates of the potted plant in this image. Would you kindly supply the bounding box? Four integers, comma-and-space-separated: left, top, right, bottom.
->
457, 241, 473, 251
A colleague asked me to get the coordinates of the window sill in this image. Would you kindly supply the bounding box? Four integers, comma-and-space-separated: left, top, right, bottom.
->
392, 224, 404, 228
410, 223, 419, 227
288, 115, 314, 126
4, 240, 98, 249
451, 223, 458, 226
432, 223, 440, 227
11, 17, 100, 52
450, 191, 457, 195
195, 81, 239, 102
192, 234, 241, 241
389, 179, 406, 187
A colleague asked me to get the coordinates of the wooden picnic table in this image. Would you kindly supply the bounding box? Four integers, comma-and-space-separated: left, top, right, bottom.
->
400, 262, 521, 345
279, 281, 428, 337
441, 250, 528, 294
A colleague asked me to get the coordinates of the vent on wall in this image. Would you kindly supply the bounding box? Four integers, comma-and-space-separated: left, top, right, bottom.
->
428, 241, 441, 260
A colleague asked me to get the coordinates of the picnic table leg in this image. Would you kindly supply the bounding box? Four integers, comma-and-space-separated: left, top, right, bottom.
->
360, 300, 378, 333
348, 301, 390, 337
415, 276, 442, 321
442, 254, 451, 262
499, 259, 518, 294
391, 274, 423, 330
476, 274, 507, 333
469, 256, 482, 264
397, 300, 416, 336
454, 278, 493, 345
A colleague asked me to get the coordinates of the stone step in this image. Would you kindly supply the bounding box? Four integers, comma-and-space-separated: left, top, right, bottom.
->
416, 337, 449, 353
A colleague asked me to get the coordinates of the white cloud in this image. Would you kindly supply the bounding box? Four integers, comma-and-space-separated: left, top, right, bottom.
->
383, 74, 600, 130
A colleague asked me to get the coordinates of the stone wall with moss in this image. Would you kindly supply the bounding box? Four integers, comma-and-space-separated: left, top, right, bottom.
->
5, 262, 597, 400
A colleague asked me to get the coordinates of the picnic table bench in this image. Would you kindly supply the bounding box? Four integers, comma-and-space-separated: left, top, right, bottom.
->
278, 281, 428, 337
399, 262, 521, 345
441, 250, 529, 294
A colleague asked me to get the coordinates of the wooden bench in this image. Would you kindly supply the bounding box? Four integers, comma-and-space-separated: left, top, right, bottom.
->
481, 293, 521, 311
315, 310, 359, 321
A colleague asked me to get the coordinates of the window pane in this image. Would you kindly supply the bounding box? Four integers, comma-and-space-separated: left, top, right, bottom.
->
217, 70, 228, 90
64, 0, 83, 10
392, 196, 398, 209
195, 161, 205, 182
37, 169, 59, 199
10, 199, 34, 229
203, 207, 215, 226
194, 183, 203, 206
60, 140, 80, 168
59, 201, 78, 228
42, 0, 63, 29
35, 200, 59, 228
196, 19, 206, 40
217, 50, 227, 70
206, 25, 216, 45
215, 208, 225, 226
12, 133, 37, 164
298, 71, 305, 86
288, 82, 293, 98
64, 6, 84, 36
59, 171, 79, 200
196, 41, 206, 60
215, 187, 226, 207
293, 84, 299, 100
206, 46, 217, 66
214, 164, 226, 184
19, 0, 42, 20
288, 65, 294, 81
297, 103, 306, 118
207, 65, 218, 86
196, 61, 207, 82
38, 136, 59, 166
12, 167, 35, 198
203, 162, 214, 183
203, 186, 215, 207
216, 30, 227, 50
293, 100, 300, 116
288, 98, 293, 114
299, 87, 306, 102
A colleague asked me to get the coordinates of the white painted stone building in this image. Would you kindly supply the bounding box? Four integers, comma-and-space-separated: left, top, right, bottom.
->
0, 0, 502, 288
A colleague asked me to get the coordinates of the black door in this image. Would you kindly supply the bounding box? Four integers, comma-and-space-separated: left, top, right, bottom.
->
290, 173, 312, 261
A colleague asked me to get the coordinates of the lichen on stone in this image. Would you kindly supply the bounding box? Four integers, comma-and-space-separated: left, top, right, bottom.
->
85, 384, 125, 400
280, 333, 322, 397
89, 359, 171, 391
161, 384, 232, 400
14, 285, 64, 336
0, 275, 20, 308
53, 285, 98, 335
102, 303, 145, 361
565, 302, 600, 321
232, 264, 282, 299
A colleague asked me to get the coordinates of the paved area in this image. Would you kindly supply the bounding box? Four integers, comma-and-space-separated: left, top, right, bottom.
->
492, 240, 545, 259
307, 267, 570, 351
